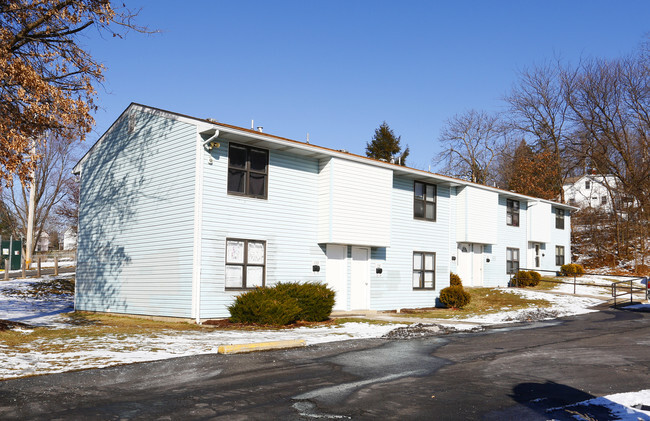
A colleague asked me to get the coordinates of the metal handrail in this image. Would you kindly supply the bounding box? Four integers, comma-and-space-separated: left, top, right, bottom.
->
611, 277, 649, 307
512, 268, 648, 306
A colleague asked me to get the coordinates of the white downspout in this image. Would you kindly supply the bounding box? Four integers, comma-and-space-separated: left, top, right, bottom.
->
192, 128, 219, 324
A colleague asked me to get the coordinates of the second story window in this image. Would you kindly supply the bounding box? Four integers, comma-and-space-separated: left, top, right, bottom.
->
228, 143, 269, 199
414, 181, 436, 221
585, 180, 591, 190
556, 208, 565, 229
506, 199, 519, 227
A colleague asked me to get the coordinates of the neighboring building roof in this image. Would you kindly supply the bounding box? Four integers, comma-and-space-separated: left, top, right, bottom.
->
75, 103, 577, 211
563, 174, 617, 187
563, 176, 582, 185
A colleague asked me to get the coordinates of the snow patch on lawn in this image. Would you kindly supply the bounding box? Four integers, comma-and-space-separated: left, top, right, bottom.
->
0, 322, 404, 380
0, 275, 74, 328
452, 287, 603, 325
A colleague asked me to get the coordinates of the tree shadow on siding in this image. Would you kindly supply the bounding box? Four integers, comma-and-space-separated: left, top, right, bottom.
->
76, 110, 175, 313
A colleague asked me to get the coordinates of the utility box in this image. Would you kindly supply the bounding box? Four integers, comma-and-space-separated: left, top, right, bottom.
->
1, 240, 23, 270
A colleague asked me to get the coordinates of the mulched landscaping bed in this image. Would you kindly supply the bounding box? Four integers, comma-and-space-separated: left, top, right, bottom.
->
203, 318, 338, 329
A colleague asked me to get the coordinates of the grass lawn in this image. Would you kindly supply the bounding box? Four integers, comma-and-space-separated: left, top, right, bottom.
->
531, 277, 560, 291
0, 276, 559, 348
393, 287, 551, 320
0, 312, 209, 349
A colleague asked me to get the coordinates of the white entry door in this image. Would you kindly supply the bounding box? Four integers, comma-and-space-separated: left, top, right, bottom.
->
471, 244, 484, 286
350, 247, 370, 310
326, 245, 348, 311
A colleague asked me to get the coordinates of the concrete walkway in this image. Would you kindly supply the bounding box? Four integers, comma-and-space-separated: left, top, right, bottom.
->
330, 310, 484, 326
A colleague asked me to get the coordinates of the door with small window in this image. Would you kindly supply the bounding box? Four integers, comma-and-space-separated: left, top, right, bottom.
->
471, 244, 484, 287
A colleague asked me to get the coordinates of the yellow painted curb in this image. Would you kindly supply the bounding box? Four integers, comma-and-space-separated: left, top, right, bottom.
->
218, 339, 306, 354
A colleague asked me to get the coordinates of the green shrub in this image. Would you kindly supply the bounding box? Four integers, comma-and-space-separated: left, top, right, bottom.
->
450, 272, 463, 287
513, 270, 532, 287
272, 282, 335, 322
561, 263, 585, 276
512, 271, 542, 287
439, 286, 471, 309
228, 282, 336, 325
527, 271, 541, 287
228, 288, 302, 325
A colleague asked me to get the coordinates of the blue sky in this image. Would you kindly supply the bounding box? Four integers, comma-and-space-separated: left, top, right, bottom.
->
82, 1, 650, 170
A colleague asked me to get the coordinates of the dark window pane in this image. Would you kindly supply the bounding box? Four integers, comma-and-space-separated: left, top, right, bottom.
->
249, 149, 268, 172
249, 173, 266, 196
414, 182, 424, 199
229, 145, 247, 169
228, 169, 246, 193
414, 200, 425, 218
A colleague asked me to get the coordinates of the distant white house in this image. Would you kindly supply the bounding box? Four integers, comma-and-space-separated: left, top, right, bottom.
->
563, 174, 636, 214
35, 232, 49, 252
563, 174, 617, 212
63, 227, 77, 250
72, 103, 574, 322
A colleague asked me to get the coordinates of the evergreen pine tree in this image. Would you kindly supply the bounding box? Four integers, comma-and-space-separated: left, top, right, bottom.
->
365, 122, 409, 166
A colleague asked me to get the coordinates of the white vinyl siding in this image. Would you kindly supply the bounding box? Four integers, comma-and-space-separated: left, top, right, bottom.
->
368, 176, 451, 311
527, 201, 552, 243
317, 157, 392, 247
456, 186, 498, 244
199, 144, 326, 318
75, 108, 196, 318
75, 104, 576, 319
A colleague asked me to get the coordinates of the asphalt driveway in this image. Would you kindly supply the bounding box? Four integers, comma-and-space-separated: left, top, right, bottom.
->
0, 307, 648, 420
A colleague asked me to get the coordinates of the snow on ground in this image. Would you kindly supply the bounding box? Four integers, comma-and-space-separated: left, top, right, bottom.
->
451, 287, 604, 326
0, 274, 644, 381
552, 389, 650, 420
0, 275, 74, 328
0, 275, 407, 379
0, 322, 405, 380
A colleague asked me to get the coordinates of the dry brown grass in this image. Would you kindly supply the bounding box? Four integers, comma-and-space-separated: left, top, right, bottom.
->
393, 287, 550, 320
0, 312, 206, 348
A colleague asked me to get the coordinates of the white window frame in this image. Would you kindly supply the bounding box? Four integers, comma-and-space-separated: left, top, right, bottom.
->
413, 251, 436, 289
225, 238, 266, 289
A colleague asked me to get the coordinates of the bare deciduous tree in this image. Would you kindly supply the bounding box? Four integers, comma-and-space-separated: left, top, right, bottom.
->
436, 110, 502, 185
1, 136, 79, 255
55, 176, 80, 231
504, 62, 575, 200
565, 54, 650, 267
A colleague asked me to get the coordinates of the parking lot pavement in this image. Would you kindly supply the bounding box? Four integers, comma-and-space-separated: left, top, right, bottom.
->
1, 307, 648, 420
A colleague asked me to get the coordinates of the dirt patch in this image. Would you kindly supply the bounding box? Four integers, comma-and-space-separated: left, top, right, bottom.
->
0, 319, 32, 331
383, 323, 484, 339
4, 278, 75, 300
503, 308, 560, 322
